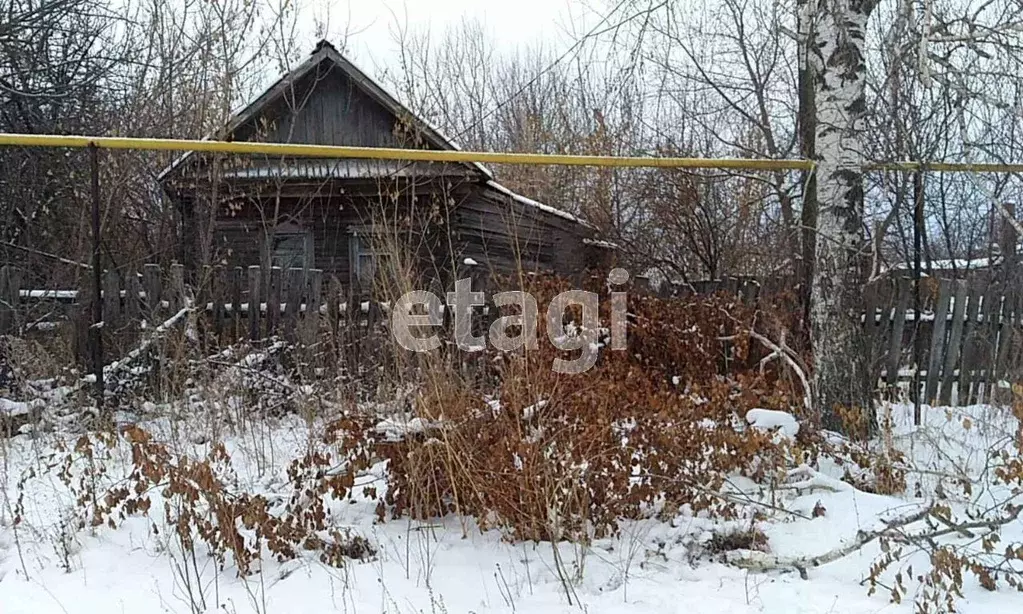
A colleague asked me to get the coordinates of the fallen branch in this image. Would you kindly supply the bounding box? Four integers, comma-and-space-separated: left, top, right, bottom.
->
777, 464, 855, 494
82, 306, 193, 385
726, 503, 934, 577
727, 492, 1023, 579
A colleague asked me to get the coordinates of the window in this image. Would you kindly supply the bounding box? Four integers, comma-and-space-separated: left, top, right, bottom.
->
271, 234, 308, 270
349, 229, 391, 291
265, 224, 313, 271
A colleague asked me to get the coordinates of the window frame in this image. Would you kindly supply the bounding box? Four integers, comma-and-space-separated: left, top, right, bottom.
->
348, 226, 392, 292
262, 222, 314, 272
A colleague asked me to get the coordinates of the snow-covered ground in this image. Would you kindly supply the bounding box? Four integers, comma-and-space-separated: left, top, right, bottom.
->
1, 402, 1021, 614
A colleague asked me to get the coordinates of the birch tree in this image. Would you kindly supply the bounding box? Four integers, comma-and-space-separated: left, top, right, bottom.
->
809, 0, 879, 428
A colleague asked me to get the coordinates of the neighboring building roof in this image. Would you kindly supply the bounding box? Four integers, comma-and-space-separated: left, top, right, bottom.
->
889, 241, 1022, 275
891, 256, 1000, 273
157, 40, 492, 182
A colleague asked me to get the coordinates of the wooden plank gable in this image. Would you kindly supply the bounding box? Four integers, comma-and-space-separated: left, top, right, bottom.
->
231, 61, 411, 149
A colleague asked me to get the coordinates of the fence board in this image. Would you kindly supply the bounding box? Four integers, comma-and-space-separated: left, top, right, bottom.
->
326, 276, 342, 336
266, 266, 282, 334
739, 279, 759, 305
924, 279, 953, 404
958, 287, 984, 405
938, 280, 968, 406
993, 288, 1018, 391
198, 266, 212, 318
304, 269, 323, 345
247, 265, 261, 341
284, 267, 305, 341
168, 264, 185, 312
886, 281, 910, 388
977, 287, 1003, 404
231, 267, 243, 336
124, 269, 141, 322
212, 265, 226, 336
0, 266, 18, 333
1011, 293, 1023, 383
142, 264, 162, 315
862, 282, 884, 381
103, 270, 120, 326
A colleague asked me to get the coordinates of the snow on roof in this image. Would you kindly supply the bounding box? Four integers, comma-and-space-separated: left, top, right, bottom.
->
889, 239, 1023, 273
891, 256, 997, 272
583, 238, 619, 249
219, 159, 476, 181
484, 180, 595, 229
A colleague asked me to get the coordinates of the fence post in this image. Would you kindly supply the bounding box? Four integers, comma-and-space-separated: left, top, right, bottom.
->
103, 269, 121, 328
248, 265, 261, 341
89, 143, 103, 407
912, 168, 925, 422
142, 263, 162, 317
0, 265, 19, 334
168, 263, 186, 313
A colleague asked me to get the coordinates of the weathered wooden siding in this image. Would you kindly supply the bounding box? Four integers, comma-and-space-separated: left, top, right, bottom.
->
449, 185, 596, 283
210, 195, 367, 285
209, 181, 602, 292
231, 61, 418, 149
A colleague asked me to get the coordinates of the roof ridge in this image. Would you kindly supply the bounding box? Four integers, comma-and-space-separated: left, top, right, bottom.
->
158, 41, 492, 182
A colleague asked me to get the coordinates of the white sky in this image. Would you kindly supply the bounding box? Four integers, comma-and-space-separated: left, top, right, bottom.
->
313, 0, 601, 74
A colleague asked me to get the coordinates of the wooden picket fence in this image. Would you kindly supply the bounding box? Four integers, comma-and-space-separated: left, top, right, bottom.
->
0, 263, 375, 345
636, 273, 1022, 406
863, 277, 1023, 406
2, 264, 1021, 406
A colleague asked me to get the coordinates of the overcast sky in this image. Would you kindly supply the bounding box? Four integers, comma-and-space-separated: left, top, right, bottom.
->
315, 0, 601, 74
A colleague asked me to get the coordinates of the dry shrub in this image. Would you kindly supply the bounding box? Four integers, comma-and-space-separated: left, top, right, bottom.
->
54, 418, 377, 575
381, 275, 802, 542
703, 525, 769, 556
3, 332, 73, 383
864, 386, 1023, 611
829, 404, 908, 496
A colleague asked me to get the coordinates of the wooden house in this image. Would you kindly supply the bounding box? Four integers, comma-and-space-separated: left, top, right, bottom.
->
158, 40, 611, 296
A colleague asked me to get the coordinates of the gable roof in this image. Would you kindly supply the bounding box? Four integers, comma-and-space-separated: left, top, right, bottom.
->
157, 40, 493, 182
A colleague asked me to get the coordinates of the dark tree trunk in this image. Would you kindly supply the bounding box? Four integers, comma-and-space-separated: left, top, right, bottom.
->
797, 0, 818, 332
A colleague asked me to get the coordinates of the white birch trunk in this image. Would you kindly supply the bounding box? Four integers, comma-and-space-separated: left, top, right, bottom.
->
810, 0, 877, 430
